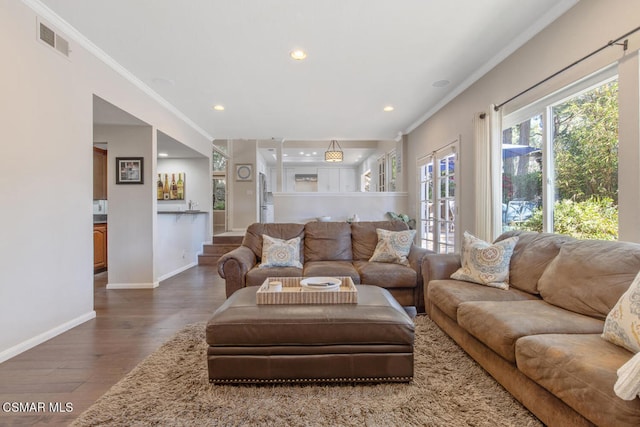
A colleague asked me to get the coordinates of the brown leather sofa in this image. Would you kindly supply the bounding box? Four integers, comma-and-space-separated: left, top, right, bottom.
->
422, 230, 640, 427
217, 220, 431, 311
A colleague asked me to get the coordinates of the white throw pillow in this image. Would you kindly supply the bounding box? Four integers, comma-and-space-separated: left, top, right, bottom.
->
602, 270, 640, 353
369, 228, 416, 266
450, 231, 518, 290
259, 235, 303, 268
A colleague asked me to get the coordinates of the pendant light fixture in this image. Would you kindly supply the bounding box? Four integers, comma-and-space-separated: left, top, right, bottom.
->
324, 140, 344, 162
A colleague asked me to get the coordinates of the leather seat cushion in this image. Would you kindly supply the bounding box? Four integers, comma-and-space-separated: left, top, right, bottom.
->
245, 266, 302, 287
457, 300, 604, 363
243, 222, 306, 261
353, 260, 416, 288
304, 221, 353, 261
351, 220, 409, 260
516, 333, 640, 427
303, 261, 360, 284
427, 279, 539, 321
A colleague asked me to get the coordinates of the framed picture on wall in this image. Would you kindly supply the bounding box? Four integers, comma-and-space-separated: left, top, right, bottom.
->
235, 163, 253, 181
116, 157, 144, 184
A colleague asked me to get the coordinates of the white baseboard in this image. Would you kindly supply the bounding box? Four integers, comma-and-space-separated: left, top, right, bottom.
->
0, 311, 96, 364
106, 282, 159, 289
156, 262, 197, 283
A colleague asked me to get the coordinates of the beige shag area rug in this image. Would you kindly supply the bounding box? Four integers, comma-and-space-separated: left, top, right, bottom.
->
72, 316, 541, 427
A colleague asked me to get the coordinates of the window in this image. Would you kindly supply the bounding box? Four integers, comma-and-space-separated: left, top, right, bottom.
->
418, 143, 457, 253
374, 150, 398, 192
501, 69, 618, 240
377, 155, 386, 191
361, 169, 371, 192
212, 148, 228, 211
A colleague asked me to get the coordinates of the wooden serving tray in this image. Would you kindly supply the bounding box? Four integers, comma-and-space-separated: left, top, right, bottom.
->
256, 276, 357, 305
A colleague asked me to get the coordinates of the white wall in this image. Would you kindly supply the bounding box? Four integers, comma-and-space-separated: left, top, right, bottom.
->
273, 192, 409, 223
156, 157, 211, 280
0, 1, 212, 362
0, 0, 95, 362
93, 124, 157, 288
229, 139, 258, 230
407, 0, 640, 243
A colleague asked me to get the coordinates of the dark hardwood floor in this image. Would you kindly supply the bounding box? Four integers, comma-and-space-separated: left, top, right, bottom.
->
0, 266, 226, 426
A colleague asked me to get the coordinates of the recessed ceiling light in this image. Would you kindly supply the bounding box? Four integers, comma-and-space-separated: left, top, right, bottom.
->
290, 49, 307, 60
212, 105, 225, 111
432, 80, 450, 88
158, 152, 169, 157
383, 105, 394, 112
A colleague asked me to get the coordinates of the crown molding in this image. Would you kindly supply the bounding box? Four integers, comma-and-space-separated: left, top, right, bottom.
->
21, 0, 213, 142
404, 0, 578, 134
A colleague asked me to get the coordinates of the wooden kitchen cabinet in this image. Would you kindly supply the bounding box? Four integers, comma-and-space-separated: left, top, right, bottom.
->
93, 147, 107, 200
93, 223, 107, 272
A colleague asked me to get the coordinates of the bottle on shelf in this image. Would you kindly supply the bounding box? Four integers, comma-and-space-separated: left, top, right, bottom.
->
157, 174, 163, 200
177, 173, 184, 200
170, 173, 178, 200
163, 174, 170, 200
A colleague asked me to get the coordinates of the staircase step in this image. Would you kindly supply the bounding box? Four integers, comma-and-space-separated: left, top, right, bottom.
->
203, 244, 240, 255
198, 254, 220, 266
213, 235, 244, 245
199, 235, 243, 266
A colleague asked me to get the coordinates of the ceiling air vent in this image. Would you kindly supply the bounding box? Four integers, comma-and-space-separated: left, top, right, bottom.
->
38, 20, 70, 58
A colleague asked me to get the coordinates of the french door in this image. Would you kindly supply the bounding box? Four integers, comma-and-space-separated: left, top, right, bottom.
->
418, 142, 458, 253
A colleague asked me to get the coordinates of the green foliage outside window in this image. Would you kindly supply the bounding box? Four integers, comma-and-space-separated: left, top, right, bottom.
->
516, 197, 618, 241
508, 80, 619, 240
553, 81, 618, 205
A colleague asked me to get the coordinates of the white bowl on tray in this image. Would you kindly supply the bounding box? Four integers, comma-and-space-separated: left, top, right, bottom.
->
300, 277, 341, 292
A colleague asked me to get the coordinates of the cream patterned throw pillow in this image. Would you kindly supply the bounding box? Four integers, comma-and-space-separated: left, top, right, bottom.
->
369, 228, 416, 266
450, 231, 519, 290
259, 235, 303, 268
602, 271, 640, 353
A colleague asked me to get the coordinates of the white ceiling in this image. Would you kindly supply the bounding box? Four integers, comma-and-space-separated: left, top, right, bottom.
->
42, 0, 576, 142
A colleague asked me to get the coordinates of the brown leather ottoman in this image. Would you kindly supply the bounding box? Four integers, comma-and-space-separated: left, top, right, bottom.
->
206, 285, 414, 384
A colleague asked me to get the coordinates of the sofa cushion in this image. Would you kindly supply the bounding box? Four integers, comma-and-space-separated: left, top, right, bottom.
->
457, 300, 604, 363
259, 235, 303, 268
602, 270, 640, 353
243, 223, 305, 262
516, 334, 640, 427
351, 220, 408, 261
451, 231, 518, 290
495, 231, 575, 294
427, 279, 538, 321
304, 221, 352, 262
369, 228, 416, 266
245, 266, 302, 287
538, 239, 640, 319
353, 260, 416, 289
303, 261, 360, 284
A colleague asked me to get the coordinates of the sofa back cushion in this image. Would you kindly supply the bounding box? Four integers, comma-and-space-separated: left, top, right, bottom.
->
351, 220, 409, 261
495, 231, 575, 294
304, 221, 352, 262
538, 239, 640, 319
243, 223, 305, 262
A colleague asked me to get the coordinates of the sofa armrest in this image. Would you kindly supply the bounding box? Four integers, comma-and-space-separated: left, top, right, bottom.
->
421, 253, 461, 315
408, 245, 434, 313
421, 253, 461, 283
217, 246, 257, 297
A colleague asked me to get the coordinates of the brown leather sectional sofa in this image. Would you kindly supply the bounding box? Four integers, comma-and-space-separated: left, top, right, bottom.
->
422, 230, 640, 427
217, 220, 430, 311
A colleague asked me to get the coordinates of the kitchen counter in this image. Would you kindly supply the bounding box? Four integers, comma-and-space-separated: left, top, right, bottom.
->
93, 214, 107, 224
157, 210, 206, 214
